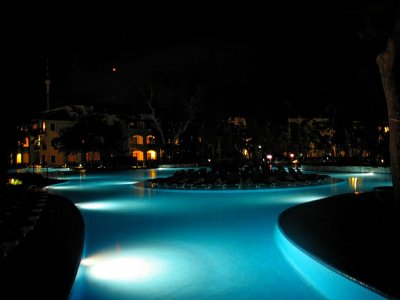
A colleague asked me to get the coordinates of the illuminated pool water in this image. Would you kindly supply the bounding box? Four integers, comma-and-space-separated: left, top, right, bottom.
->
47, 169, 392, 299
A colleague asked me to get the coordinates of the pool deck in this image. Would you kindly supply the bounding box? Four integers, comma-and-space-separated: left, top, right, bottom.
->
0, 183, 84, 299
1, 175, 398, 299
279, 189, 400, 299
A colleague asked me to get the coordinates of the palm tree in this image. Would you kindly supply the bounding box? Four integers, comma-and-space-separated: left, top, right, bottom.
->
355, 1, 400, 203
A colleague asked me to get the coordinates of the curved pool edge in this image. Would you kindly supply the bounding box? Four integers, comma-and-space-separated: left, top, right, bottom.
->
274, 224, 388, 299
275, 212, 391, 300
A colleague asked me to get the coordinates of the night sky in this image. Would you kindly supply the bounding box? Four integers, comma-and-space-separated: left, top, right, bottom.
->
3, 3, 388, 124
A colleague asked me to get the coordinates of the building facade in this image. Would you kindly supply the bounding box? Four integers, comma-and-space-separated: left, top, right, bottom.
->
12, 105, 161, 168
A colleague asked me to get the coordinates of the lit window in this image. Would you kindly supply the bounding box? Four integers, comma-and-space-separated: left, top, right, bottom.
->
131, 135, 143, 145
132, 151, 144, 161
22, 137, 29, 147
146, 135, 156, 144
16, 153, 22, 164
242, 149, 249, 159
147, 150, 157, 160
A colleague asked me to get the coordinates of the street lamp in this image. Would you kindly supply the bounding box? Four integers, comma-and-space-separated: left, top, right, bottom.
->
266, 154, 273, 170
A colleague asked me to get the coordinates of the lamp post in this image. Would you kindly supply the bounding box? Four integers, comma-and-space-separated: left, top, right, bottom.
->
112, 66, 117, 102
45, 58, 50, 111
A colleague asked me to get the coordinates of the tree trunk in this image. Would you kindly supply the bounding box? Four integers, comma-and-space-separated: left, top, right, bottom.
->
376, 35, 400, 205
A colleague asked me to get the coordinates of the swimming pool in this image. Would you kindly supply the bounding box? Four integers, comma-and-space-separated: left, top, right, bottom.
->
47, 168, 392, 299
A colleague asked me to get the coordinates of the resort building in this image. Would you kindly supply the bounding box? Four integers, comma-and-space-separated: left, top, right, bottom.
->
11, 105, 161, 168
126, 114, 161, 166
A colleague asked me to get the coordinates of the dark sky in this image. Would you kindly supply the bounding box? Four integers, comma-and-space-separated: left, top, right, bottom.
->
4, 3, 387, 123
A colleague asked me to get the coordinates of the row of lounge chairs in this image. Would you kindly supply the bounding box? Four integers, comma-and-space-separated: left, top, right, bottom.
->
0, 184, 48, 260
146, 166, 330, 190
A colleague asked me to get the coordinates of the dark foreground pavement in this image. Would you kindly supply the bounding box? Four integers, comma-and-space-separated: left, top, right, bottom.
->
279, 188, 399, 299
0, 174, 84, 300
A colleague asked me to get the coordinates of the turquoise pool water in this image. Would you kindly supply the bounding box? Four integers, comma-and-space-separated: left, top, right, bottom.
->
46, 169, 392, 299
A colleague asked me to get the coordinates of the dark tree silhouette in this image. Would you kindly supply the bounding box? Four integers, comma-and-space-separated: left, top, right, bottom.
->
53, 111, 125, 166
130, 79, 205, 162
354, 0, 400, 203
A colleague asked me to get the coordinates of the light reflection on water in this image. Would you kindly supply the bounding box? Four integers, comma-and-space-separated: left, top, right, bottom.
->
47, 169, 391, 300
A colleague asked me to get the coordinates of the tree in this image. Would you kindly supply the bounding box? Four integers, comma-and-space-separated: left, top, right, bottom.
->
376, 15, 400, 204
355, 0, 400, 203
130, 79, 205, 162
53, 110, 125, 166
